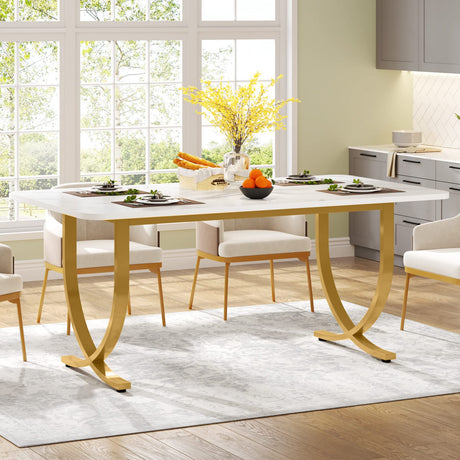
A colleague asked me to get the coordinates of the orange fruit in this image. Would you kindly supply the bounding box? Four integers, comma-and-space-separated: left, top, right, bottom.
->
249, 168, 263, 180
262, 179, 273, 188
242, 178, 256, 188
255, 176, 272, 188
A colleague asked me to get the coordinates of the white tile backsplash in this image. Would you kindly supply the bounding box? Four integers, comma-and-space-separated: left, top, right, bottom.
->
413, 72, 460, 148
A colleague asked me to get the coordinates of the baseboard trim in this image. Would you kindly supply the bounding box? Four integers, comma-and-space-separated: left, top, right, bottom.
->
16, 237, 354, 282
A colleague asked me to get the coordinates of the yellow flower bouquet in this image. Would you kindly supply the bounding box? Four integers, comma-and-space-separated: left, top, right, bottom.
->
180, 72, 299, 154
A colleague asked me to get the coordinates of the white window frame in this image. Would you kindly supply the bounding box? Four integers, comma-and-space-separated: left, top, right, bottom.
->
0, 0, 297, 235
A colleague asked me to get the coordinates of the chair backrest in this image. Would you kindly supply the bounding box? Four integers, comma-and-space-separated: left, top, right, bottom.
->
223, 215, 307, 237
43, 183, 159, 267
413, 213, 460, 251
0, 243, 13, 274
50, 183, 114, 241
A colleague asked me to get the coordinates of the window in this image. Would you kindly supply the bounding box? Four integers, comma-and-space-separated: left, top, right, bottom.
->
0, 0, 296, 227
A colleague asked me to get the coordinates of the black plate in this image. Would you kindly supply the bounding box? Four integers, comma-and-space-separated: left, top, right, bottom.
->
343, 183, 376, 190
287, 174, 314, 180
137, 195, 171, 202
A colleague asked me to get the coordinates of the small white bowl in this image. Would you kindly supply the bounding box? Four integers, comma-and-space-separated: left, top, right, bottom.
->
392, 130, 422, 148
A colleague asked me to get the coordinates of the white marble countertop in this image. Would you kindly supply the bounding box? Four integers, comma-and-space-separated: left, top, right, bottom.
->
11, 175, 448, 222
349, 144, 460, 163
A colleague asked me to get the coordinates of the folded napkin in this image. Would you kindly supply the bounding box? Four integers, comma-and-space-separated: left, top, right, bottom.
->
387, 151, 397, 178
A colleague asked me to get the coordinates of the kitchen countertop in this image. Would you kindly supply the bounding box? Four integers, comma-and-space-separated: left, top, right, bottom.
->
349, 144, 460, 163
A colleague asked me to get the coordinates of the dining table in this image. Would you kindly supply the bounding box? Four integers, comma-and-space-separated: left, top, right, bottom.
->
12, 175, 449, 391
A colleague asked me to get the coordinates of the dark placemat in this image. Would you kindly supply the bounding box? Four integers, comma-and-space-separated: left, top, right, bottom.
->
65, 189, 148, 198
277, 180, 342, 186
114, 198, 204, 208
318, 187, 404, 196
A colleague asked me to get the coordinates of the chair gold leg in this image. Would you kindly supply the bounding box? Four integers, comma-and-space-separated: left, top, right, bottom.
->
400, 273, 412, 331
15, 297, 27, 362
224, 262, 230, 321
37, 267, 49, 323
66, 309, 71, 336
189, 256, 202, 310
270, 260, 276, 302
305, 257, 314, 312
127, 289, 132, 316
157, 270, 166, 327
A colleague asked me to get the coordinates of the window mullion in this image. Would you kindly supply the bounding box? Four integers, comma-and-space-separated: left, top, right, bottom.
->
146, 40, 151, 185
59, 1, 79, 184
111, 41, 116, 180
182, 0, 201, 157
14, 42, 19, 220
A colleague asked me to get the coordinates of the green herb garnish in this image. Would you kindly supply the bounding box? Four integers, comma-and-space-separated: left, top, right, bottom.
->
328, 184, 342, 191
149, 189, 164, 199
124, 195, 137, 203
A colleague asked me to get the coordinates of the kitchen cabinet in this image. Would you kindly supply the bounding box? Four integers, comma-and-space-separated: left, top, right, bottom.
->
436, 181, 460, 218
376, 0, 420, 71
348, 149, 388, 260
349, 147, 460, 267
393, 155, 438, 223
377, 0, 460, 73
423, 0, 460, 73
435, 161, 460, 218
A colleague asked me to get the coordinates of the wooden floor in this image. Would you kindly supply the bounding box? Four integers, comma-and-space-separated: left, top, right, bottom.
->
1, 257, 459, 459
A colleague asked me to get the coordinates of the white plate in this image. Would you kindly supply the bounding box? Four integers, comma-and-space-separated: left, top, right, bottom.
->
134, 197, 179, 205
342, 186, 382, 194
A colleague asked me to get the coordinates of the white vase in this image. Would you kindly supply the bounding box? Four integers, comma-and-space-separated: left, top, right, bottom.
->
223, 150, 250, 183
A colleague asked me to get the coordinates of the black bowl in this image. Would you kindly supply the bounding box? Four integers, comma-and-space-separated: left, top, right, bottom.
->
239, 186, 273, 199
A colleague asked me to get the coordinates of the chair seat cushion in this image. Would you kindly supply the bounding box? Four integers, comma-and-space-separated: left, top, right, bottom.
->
76, 240, 162, 268
0, 273, 23, 296
218, 230, 311, 258
404, 248, 460, 280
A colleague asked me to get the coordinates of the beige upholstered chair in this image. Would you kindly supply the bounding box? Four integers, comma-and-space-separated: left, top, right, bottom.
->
189, 216, 314, 320
0, 243, 27, 361
37, 183, 165, 334
401, 213, 460, 330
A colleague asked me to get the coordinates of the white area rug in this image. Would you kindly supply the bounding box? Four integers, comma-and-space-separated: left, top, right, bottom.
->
0, 300, 459, 447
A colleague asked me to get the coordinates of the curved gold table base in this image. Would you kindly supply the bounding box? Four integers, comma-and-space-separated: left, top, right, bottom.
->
314, 203, 396, 362
61, 216, 131, 391
60, 203, 396, 391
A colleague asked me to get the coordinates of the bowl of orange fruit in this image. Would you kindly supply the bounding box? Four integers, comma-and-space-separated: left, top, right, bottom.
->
240, 169, 273, 199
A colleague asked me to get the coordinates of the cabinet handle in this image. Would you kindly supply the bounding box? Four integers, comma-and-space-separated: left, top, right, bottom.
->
449, 187, 460, 192
448, 165, 460, 170
402, 159, 421, 164
359, 153, 377, 158
402, 179, 421, 185
402, 220, 421, 226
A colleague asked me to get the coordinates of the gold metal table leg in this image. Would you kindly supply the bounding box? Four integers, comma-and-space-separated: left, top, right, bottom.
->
61, 215, 131, 391
314, 203, 396, 362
